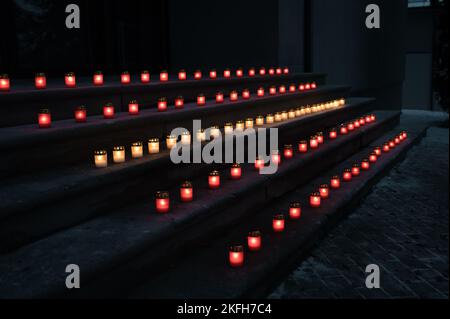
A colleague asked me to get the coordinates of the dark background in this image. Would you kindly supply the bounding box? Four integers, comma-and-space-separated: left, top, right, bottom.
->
0, 0, 447, 111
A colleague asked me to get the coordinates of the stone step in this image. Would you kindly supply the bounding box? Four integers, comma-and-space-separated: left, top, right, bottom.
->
128, 122, 427, 299
0, 72, 326, 128
0, 98, 374, 252
0, 85, 348, 178
0, 110, 399, 298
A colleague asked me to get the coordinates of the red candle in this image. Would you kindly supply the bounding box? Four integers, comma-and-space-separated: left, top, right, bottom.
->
310, 192, 321, 208
311, 82, 317, 89
140, 71, 150, 83
93, 71, 104, 85
329, 129, 337, 139
361, 159, 370, 170
279, 86, 286, 94
310, 136, 319, 149
230, 91, 238, 101
401, 131, 407, 139
352, 164, 360, 176
65, 72, 76, 87
289, 202, 302, 219
38, 109, 51, 128
369, 152, 378, 163
283, 67, 289, 74
316, 132, 324, 144
247, 231, 262, 251
230, 163, 242, 180
242, 89, 250, 99
269, 68, 275, 75
0, 74, 10, 91
160, 70, 169, 82
103, 103, 115, 119
74, 106, 87, 123
121, 71, 130, 84
155, 191, 170, 213
259, 67, 266, 76
178, 70, 187, 80
276, 68, 282, 75
398, 134, 404, 142
208, 171, 220, 189
209, 70, 217, 79
236, 68, 243, 77
343, 168, 353, 181
340, 125, 348, 135
370, 114, 376, 122
158, 98, 167, 112
365, 115, 372, 123
229, 245, 244, 267
374, 147, 382, 156
271, 150, 281, 165
298, 140, 308, 153
257, 87, 265, 97
223, 69, 231, 78
248, 68, 255, 77
383, 143, 390, 153
272, 214, 285, 232
35, 73, 46, 89
194, 70, 202, 80
347, 122, 355, 131
319, 184, 329, 199
354, 120, 360, 128
255, 157, 265, 170
359, 117, 366, 126
175, 96, 184, 109
305, 83, 311, 90
128, 100, 139, 115
269, 86, 277, 95
180, 181, 193, 202
289, 84, 296, 92
216, 92, 224, 103
299, 84, 305, 91
389, 140, 395, 148
284, 145, 294, 159
197, 94, 206, 106
330, 175, 341, 189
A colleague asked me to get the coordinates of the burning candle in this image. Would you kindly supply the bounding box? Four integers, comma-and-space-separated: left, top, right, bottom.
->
365, 115, 372, 123
310, 136, 319, 149
339, 98, 345, 106
257, 87, 265, 97
148, 138, 160, 154
281, 111, 288, 121
175, 96, 184, 109
289, 202, 302, 219
359, 117, 366, 126
35, 73, 46, 89
160, 70, 169, 82
283, 67, 289, 74
235, 121, 245, 132
242, 89, 250, 99
284, 144, 294, 159
197, 94, 206, 106
255, 157, 265, 170
65, 72, 76, 87
354, 120, 360, 128
180, 181, 193, 202
121, 71, 131, 84
361, 159, 370, 170
275, 112, 282, 122
216, 92, 224, 103
276, 68, 282, 75
259, 67, 266, 76
196, 129, 206, 142
208, 171, 220, 189
129, 100, 140, 115
74, 106, 87, 123
248, 68, 255, 77
245, 118, 254, 129
389, 140, 395, 148
374, 147, 382, 156
38, 108, 51, 128
178, 69, 187, 80
266, 114, 274, 124
166, 135, 177, 150
383, 143, 390, 153
92, 71, 104, 85
316, 132, 324, 144
140, 70, 150, 83
295, 108, 302, 117
155, 191, 170, 213
113, 146, 126, 163
256, 116, 264, 126
279, 86, 286, 94
158, 97, 168, 112
94, 150, 108, 168
131, 142, 144, 158
230, 163, 242, 180
299, 84, 305, 91
347, 122, 355, 131
369, 152, 377, 163
229, 245, 244, 267
223, 69, 231, 78
236, 68, 243, 77
269, 86, 277, 95
370, 114, 376, 122
269, 68, 275, 75
289, 84, 296, 92
305, 83, 311, 90
395, 135, 401, 144
230, 91, 238, 101
271, 150, 281, 165
194, 70, 202, 80
329, 129, 337, 139
352, 164, 360, 176
181, 131, 191, 145
319, 184, 329, 199
343, 168, 353, 181
401, 131, 407, 139
311, 82, 317, 89
103, 103, 115, 119
224, 123, 234, 135
298, 140, 308, 153
330, 175, 341, 189
310, 192, 321, 208
247, 231, 262, 251
0, 74, 10, 91
272, 214, 285, 232
209, 69, 217, 79
340, 125, 348, 135
210, 126, 221, 138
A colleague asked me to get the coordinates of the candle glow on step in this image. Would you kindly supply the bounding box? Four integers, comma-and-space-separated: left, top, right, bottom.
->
281, 111, 288, 121
279, 85, 286, 94
157, 98, 167, 112
236, 68, 243, 77
248, 68, 255, 76
235, 121, 245, 132
35, 73, 46, 89
121, 71, 130, 84
131, 142, 143, 158
274, 112, 282, 122
340, 125, 348, 135
65, 72, 76, 87
38, 108, 51, 128
288, 109, 296, 119
113, 146, 125, 163
223, 69, 231, 78
103, 103, 115, 119
310, 136, 319, 149
196, 129, 206, 142
128, 100, 139, 115
224, 123, 234, 135
283, 67, 289, 74
180, 181, 193, 202
148, 138, 160, 154
94, 150, 108, 168
272, 214, 285, 232
140, 71, 150, 83
74, 106, 87, 123
229, 245, 244, 267
289, 84, 296, 92
210, 125, 221, 138
269, 68, 275, 75
247, 231, 262, 251
181, 131, 191, 145
347, 122, 355, 131
375, 147, 382, 156
245, 118, 254, 129
255, 157, 265, 170
259, 67, 266, 75
310, 192, 321, 207
155, 191, 170, 213
208, 170, 220, 189
276, 68, 282, 75
289, 202, 302, 219
316, 132, 324, 144
266, 114, 274, 124
269, 86, 277, 95
230, 163, 242, 180
330, 175, 341, 189
383, 143, 390, 152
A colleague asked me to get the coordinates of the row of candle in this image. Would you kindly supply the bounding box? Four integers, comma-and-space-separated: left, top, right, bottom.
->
228, 130, 408, 267
35, 83, 320, 128
0, 67, 290, 91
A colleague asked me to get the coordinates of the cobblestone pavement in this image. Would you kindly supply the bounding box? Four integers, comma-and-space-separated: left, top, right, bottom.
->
269, 127, 449, 299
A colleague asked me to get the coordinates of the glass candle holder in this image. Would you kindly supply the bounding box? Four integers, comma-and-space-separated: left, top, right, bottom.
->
394, 136, 400, 144
223, 69, 231, 78
319, 184, 329, 199
289, 84, 296, 92
224, 123, 234, 135
140, 70, 150, 83
197, 94, 206, 106
305, 83, 311, 90
74, 106, 87, 123
289, 202, 302, 219
310, 136, 319, 149
271, 150, 281, 165
330, 175, 341, 189
208, 170, 220, 189
209, 69, 217, 79
94, 150, 108, 168
276, 67, 282, 75
295, 108, 302, 117
160, 70, 169, 82
284, 144, 294, 159
316, 132, 324, 144
113, 146, 126, 163
236, 68, 243, 77
352, 163, 360, 176
274, 112, 282, 122
310, 192, 321, 207
329, 129, 337, 139
103, 103, 115, 119
196, 129, 206, 142
148, 138, 160, 154
257, 87, 265, 97
255, 157, 265, 170
158, 98, 167, 112
166, 135, 177, 150
92, 71, 104, 86
216, 92, 224, 103
279, 85, 286, 94
374, 147, 382, 156
383, 143, 390, 153
155, 191, 170, 213
269, 68, 275, 75
359, 117, 366, 126
401, 131, 407, 139
298, 140, 308, 153
210, 125, 221, 138
269, 86, 277, 95
343, 168, 352, 181
229, 245, 244, 267
361, 159, 370, 170
245, 118, 254, 129
181, 131, 191, 145
180, 181, 193, 202
299, 84, 305, 91
230, 91, 238, 101
311, 82, 317, 89
230, 163, 242, 180
340, 125, 348, 135
0, 74, 10, 91
365, 115, 372, 123
175, 96, 184, 109
283, 67, 289, 74
131, 142, 144, 158
121, 71, 130, 84
370, 114, 376, 122
389, 140, 395, 148
129, 100, 139, 115
178, 69, 187, 80
248, 68, 256, 76
194, 70, 202, 80
281, 111, 288, 121
347, 122, 355, 131
354, 120, 360, 128
38, 108, 51, 128
256, 116, 264, 126
242, 89, 250, 99
247, 231, 261, 251
259, 67, 266, 76
266, 114, 274, 124
272, 214, 285, 232
369, 152, 377, 163
288, 109, 296, 119
35, 73, 46, 89
65, 72, 76, 87
235, 121, 245, 132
